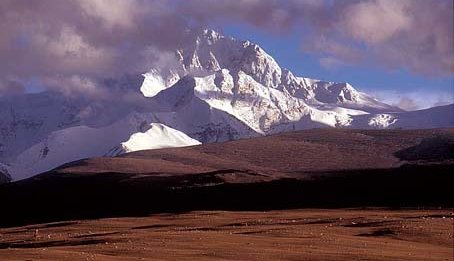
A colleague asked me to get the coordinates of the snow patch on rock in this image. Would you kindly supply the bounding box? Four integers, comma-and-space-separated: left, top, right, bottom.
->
368, 114, 398, 128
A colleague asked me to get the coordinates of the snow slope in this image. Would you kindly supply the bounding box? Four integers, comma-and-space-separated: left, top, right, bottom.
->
351, 104, 454, 129
106, 123, 201, 156
1, 29, 452, 181
7, 112, 151, 180
8, 113, 201, 180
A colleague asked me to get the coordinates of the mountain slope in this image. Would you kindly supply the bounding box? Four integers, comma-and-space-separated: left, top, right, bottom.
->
142, 29, 400, 114
7, 113, 201, 181
351, 104, 454, 129
0, 163, 11, 184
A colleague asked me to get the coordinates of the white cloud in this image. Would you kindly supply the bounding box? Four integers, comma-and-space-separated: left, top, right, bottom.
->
318, 57, 346, 70
341, 0, 412, 44
366, 89, 453, 110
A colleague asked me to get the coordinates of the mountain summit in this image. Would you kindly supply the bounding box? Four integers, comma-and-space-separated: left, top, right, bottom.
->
1, 30, 453, 181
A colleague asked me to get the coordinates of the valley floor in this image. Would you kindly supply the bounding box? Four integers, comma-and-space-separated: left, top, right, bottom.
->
0, 209, 452, 261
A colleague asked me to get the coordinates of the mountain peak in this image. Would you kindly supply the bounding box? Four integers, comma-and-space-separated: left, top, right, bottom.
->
141, 28, 398, 114
200, 29, 224, 43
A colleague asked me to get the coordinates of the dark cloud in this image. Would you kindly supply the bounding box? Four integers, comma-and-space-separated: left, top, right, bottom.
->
0, 0, 197, 98
0, 0, 452, 97
0, 80, 25, 96
336, 0, 454, 76
0, 0, 190, 77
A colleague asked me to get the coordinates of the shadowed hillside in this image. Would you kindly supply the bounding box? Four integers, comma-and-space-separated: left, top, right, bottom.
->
0, 129, 453, 227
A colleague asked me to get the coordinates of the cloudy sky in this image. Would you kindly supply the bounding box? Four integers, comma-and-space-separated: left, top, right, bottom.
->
1, 0, 453, 109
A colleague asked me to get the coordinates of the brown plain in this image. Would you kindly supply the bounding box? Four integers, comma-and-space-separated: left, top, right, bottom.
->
0, 209, 452, 261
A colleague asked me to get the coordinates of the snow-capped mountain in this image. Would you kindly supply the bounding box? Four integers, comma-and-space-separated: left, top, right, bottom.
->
1, 29, 453, 181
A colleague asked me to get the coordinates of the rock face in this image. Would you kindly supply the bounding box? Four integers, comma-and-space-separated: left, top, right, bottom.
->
1, 29, 453, 181
0, 164, 11, 184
